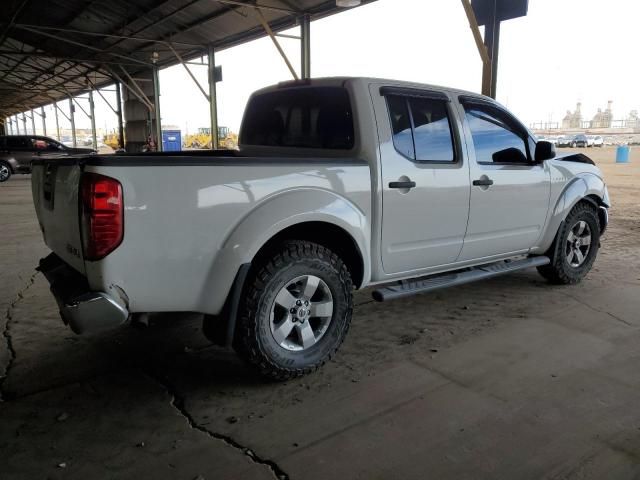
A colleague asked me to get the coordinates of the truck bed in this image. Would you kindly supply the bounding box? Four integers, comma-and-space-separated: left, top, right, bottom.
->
31, 151, 371, 315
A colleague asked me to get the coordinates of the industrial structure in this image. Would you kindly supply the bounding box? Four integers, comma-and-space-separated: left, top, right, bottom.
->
0, 0, 381, 151
1, 0, 523, 152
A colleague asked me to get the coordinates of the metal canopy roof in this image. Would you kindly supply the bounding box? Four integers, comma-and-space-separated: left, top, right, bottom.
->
0, 0, 376, 118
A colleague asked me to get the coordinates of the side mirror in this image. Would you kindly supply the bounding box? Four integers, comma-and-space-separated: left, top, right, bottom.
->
535, 140, 556, 162
492, 147, 528, 164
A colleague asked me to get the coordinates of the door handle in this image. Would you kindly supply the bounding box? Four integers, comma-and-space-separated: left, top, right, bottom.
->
472, 178, 494, 186
389, 181, 416, 189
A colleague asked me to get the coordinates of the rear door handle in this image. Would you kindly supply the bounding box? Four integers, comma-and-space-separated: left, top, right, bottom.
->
389, 181, 416, 189
472, 178, 494, 186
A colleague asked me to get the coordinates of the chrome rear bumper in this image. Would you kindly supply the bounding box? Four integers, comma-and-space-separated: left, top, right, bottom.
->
38, 253, 129, 334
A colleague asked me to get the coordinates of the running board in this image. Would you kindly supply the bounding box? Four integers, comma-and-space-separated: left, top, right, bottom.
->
372, 256, 550, 302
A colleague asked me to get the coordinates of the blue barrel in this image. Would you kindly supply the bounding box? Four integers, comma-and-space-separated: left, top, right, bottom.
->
616, 145, 630, 163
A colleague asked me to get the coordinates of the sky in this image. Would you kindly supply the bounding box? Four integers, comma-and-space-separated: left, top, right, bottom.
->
20, 0, 640, 136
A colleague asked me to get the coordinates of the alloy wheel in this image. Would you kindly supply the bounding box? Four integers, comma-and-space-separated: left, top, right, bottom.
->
565, 220, 592, 267
269, 274, 334, 351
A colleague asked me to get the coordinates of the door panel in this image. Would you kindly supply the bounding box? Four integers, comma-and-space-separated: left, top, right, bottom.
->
457, 101, 551, 261
373, 86, 471, 274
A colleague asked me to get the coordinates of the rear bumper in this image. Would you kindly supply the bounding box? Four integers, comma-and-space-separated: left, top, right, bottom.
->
38, 253, 129, 334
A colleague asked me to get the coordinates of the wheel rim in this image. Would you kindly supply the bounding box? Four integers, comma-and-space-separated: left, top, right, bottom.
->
0, 165, 9, 181
269, 274, 334, 352
565, 220, 592, 268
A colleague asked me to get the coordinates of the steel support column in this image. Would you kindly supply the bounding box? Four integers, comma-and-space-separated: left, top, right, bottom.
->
54, 102, 60, 140
30, 110, 36, 135
152, 66, 162, 151
16, 115, 20, 134
89, 89, 97, 150
300, 14, 311, 79
40, 106, 46, 136
116, 82, 124, 149
8, 117, 13, 135
461, 0, 492, 97
22, 113, 26, 134
69, 97, 77, 148
484, 18, 500, 99
207, 45, 218, 149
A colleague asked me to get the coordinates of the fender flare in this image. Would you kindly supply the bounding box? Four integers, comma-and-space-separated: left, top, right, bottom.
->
197, 188, 370, 315
534, 173, 608, 254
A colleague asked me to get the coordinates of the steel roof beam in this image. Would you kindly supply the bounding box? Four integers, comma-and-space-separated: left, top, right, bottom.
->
0, 50, 151, 67
14, 25, 153, 67
13, 24, 205, 48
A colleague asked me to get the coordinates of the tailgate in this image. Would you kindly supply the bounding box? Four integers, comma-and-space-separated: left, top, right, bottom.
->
32, 159, 86, 274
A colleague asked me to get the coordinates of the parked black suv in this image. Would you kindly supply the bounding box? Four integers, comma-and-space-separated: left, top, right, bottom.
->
571, 134, 589, 148
0, 135, 95, 182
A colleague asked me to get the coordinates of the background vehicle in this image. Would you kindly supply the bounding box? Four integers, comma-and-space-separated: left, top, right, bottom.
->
572, 134, 589, 147
0, 135, 95, 182
556, 135, 573, 147
184, 126, 238, 150
592, 135, 604, 147
32, 78, 609, 379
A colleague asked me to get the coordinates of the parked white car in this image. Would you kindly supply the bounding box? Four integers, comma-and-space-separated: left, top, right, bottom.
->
32, 77, 610, 379
592, 135, 604, 147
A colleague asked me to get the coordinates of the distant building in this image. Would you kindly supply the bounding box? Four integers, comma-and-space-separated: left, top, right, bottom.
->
626, 110, 639, 128
562, 102, 582, 129
591, 101, 613, 128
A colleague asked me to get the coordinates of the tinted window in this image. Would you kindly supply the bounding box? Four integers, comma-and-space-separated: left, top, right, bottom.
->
241, 87, 354, 149
409, 97, 455, 162
6, 136, 32, 149
464, 106, 529, 164
387, 95, 455, 162
387, 95, 414, 158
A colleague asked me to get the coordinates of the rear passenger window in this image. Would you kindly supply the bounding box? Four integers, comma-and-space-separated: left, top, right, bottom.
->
387, 96, 414, 159
409, 98, 455, 162
386, 95, 455, 162
6, 137, 31, 150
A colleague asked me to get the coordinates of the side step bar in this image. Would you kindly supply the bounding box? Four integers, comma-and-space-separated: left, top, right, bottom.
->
372, 256, 550, 302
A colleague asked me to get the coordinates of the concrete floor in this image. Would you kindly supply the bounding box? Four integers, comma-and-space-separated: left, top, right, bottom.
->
1, 151, 639, 479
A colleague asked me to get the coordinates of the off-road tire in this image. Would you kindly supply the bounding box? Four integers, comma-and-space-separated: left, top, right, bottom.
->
537, 201, 600, 284
234, 240, 353, 380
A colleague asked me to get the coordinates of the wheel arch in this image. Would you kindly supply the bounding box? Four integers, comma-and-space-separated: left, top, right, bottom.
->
198, 188, 370, 317
252, 221, 366, 289
533, 174, 608, 254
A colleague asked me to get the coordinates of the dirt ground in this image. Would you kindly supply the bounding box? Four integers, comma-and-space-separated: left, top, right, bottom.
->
1, 147, 639, 479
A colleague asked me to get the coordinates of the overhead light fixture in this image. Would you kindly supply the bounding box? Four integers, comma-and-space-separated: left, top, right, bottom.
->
336, 0, 361, 7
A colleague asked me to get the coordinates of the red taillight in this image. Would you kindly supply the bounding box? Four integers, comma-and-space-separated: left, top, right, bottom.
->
81, 173, 123, 260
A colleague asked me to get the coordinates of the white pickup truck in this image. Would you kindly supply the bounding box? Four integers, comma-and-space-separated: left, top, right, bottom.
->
32, 77, 609, 379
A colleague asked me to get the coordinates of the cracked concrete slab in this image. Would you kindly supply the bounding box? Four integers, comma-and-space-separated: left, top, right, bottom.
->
1, 150, 640, 479
0, 371, 275, 480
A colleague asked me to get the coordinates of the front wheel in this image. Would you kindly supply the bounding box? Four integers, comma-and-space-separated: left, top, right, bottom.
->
234, 241, 353, 380
537, 202, 600, 284
0, 162, 11, 182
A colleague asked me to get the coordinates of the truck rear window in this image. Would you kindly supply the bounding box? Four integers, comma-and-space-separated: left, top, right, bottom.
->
241, 87, 354, 149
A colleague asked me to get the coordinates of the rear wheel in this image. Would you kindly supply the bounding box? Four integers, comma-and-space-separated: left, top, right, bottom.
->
234, 240, 353, 380
0, 162, 11, 182
537, 202, 600, 284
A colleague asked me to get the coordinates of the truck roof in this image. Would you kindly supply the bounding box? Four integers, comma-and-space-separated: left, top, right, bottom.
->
253, 76, 493, 104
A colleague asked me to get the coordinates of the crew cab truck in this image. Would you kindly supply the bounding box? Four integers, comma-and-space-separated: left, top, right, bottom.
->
32, 77, 609, 380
